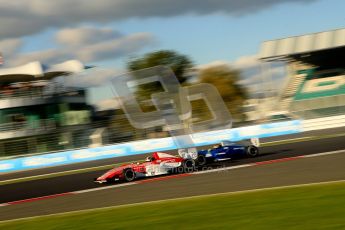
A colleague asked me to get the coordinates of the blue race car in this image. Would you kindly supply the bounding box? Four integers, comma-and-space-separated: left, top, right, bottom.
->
196, 138, 260, 166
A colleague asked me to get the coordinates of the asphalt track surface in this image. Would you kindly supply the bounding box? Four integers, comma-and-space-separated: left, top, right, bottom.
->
0, 148, 344, 221
0, 133, 345, 203
1, 126, 345, 182
0, 132, 345, 219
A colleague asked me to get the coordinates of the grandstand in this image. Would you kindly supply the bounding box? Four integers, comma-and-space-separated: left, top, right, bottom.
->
259, 28, 345, 119
0, 60, 96, 156
0, 60, 167, 157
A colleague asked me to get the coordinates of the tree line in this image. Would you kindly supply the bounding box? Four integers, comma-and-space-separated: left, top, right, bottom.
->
127, 50, 247, 122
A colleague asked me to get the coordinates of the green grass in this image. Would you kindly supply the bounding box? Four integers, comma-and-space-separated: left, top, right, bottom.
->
1, 181, 345, 230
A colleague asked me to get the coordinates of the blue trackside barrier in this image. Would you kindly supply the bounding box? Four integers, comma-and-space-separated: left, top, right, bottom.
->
0, 120, 302, 173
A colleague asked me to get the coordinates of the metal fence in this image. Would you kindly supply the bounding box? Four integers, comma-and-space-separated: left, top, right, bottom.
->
1, 102, 344, 158
0, 115, 170, 158
0, 119, 56, 132
0, 88, 45, 100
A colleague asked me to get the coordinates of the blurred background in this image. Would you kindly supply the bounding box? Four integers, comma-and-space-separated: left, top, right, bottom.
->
0, 0, 344, 158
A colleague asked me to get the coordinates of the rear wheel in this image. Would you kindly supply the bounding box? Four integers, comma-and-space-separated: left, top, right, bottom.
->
183, 159, 196, 173
246, 146, 258, 157
123, 168, 136, 182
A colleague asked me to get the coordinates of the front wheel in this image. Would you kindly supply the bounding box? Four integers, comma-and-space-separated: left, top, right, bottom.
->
246, 146, 259, 157
123, 168, 136, 182
197, 155, 207, 166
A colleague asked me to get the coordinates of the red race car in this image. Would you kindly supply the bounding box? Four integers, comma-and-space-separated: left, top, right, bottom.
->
94, 152, 195, 183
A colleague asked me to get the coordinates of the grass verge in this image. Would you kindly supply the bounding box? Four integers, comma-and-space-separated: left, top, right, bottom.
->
1, 181, 344, 229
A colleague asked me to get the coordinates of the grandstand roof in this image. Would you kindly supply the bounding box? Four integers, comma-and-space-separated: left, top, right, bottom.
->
259, 28, 345, 62
0, 60, 85, 83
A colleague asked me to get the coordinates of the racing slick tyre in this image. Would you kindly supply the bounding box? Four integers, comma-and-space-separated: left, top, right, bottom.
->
183, 159, 196, 173
197, 155, 207, 166
123, 168, 136, 182
246, 145, 259, 157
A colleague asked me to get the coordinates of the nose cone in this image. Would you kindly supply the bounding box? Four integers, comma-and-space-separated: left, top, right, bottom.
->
94, 176, 106, 183
94, 167, 121, 183
97, 172, 111, 181
94, 173, 113, 183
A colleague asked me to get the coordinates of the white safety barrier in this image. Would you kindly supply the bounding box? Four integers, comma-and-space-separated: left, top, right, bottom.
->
2, 115, 345, 174
0, 120, 303, 173
302, 114, 345, 131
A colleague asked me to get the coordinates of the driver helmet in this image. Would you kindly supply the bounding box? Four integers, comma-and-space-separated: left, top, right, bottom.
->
213, 144, 221, 149
145, 156, 153, 162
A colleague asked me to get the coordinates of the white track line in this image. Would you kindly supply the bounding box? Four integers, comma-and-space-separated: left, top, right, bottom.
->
303, 149, 345, 158
0, 164, 117, 184
1, 179, 344, 224
73, 182, 137, 194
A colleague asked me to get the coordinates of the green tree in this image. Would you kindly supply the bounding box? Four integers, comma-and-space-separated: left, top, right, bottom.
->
198, 65, 247, 121
127, 50, 193, 111
127, 50, 193, 83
